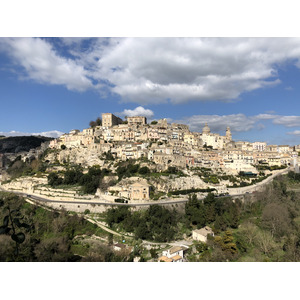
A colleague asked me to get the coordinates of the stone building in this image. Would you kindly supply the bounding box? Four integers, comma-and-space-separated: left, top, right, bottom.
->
192, 226, 214, 243
252, 142, 267, 152
200, 123, 231, 149
128, 181, 150, 200
127, 116, 147, 125
102, 113, 123, 127
225, 126, 232, 141
159, 246, 188, 262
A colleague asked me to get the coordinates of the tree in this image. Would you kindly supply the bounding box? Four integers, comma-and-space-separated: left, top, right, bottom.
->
95, 117, 102, 126
151, 120, 158, 125
261, 203, 291, 238
135, 222, 149, 240
63, 167, 83, 185
255, 230, 276, 256
185, 194, 206, 227
150, 248, 157, 258
138, 166, 150, 175
283, 234, 300, 261
48, 172, 63, 187
238, 222, 258, 246
221, 230, 238, 254
167, 166, 177, 174
89, 120, 97, 128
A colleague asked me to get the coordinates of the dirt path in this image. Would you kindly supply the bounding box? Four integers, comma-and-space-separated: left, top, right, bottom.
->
83, 217, 132, 238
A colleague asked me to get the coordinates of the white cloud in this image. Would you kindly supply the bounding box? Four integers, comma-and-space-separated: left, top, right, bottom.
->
273, 116, 300, 127
4, 38, 300, 104
175, 113, 300, 134
0, 130, 64, 138
253, 114, 277, 120
0, 38, 93, 91
59, 37, 92, 46
287, 130, 300, 136
89, 37, 300, 104
118, 106, 154, 119
176, 114, 257, 133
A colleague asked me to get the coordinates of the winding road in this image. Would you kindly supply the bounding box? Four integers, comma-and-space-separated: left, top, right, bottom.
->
0, 167, 291, 208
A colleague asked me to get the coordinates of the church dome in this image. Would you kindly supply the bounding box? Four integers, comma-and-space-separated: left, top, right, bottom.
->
202, 123, 211, 134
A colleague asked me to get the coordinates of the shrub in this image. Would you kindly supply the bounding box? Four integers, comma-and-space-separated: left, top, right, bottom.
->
139, 166, 150, 174
48, 172, 63, 187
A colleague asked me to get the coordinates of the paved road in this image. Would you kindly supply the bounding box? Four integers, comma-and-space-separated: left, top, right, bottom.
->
0, 167, 291, 208
227, 167, 290, 195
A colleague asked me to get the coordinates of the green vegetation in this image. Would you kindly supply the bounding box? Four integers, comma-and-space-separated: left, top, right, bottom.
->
148, 166, 186, 178
287, 171, 300, 181
150, 191, 166, 200
116, 161, 140, 180
47, 165, 113, 194
203, 175, 219, 184
0, 192, 132, 262
227, 174, 272, 188
106, 205, 180, 242
186, 173, 300, 261
185, 193, 240, 230
168, 188, 216, 196
89, 117, 102, 128
139, 166, 150, 174
104, 172, 300, 262
254, 164, 287, 171
102, 151, 114, 161
7, 155, 48, 179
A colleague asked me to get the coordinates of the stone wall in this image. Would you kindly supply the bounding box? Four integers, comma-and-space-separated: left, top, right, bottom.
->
35, 199, 186, 214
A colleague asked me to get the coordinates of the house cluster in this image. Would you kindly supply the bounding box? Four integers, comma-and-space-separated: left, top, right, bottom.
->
49, 112, 298, 174
158, 245, 189, 262
157, 226, 214, 262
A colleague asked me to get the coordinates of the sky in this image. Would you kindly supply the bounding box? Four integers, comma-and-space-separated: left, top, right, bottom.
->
1, 37, 300, 145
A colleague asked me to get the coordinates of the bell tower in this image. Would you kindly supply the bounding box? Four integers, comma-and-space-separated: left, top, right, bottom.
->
226, 126, 232, 141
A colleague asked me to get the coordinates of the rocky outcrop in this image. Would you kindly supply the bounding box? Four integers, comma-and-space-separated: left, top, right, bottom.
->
58, 148, 105, 167
148, 175, 209, 192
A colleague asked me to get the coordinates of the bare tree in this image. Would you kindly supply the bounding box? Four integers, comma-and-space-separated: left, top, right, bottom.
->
262, 203, 291, 238
240, 221, 258, 246
255, 230, 276, 255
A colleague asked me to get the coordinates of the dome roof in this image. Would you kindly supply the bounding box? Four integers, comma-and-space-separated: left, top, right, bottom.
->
202, 123, 210, 134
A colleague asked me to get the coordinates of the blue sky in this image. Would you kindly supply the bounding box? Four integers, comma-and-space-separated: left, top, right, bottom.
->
1, 37, 300, 145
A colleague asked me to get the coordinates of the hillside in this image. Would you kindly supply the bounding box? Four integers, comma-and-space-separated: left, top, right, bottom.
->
0, 136, 53, 154
0, 192, 129, 262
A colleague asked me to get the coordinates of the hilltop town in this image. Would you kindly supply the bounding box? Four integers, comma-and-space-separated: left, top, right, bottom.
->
1, 112, 300, 263
50, 112, 299, 171
36, 112, 297, 200
1, 112, 299, 204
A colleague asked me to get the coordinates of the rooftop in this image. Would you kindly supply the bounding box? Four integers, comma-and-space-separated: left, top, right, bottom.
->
172, 255, 183, 261
159, 256, 173, 262
193, 226, 214, 237
169, 246, 183, 254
